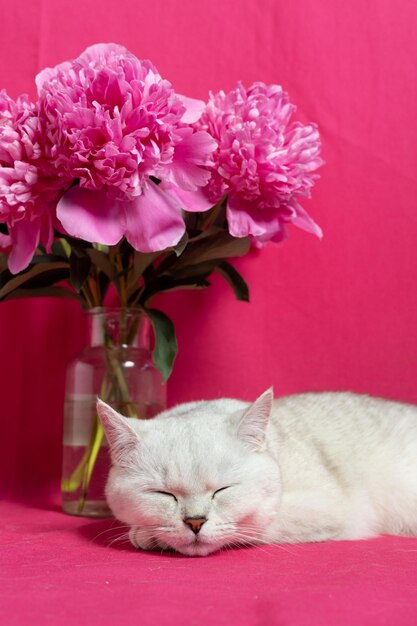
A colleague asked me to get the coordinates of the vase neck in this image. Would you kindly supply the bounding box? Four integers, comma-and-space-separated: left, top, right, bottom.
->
87, 308, 150, 349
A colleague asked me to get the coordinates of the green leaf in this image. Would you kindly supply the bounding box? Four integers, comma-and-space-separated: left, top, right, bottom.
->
126, 235, 188, 299
97, 272, 111, 302
1, 286, 81, 302
92, 243, 109, 253
70, 252, 92, 293
0, 261, 70, 299
165, 259, 219, 281
175, 230, 250, 266
30, 254, 69, 265
216, 261, 249, 302
158, 281, 210, 293
0, 254, 9, 272
86, 248, 118, 281
156, 229, 250, 279
141, 266, 214, 302
146, 308, 178, 382
53, 230, 92, 252
126, 251, 160, 297
51, 240, 67, 258
173, 232, 188, 257
24, 268, 71, 289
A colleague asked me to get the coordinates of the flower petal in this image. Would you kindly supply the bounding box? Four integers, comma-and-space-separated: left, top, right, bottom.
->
0, 232, 11, 249
35, 62, 72, 94
167, 130, 217, 191
8, 218, 41, 274
193, 82, 323, 245
125, 182, 185, 252
227, 197, 283, 240
57, 186, 125, 245
39, 205, 55, 252
177, 94, 206, 124
161, 183, 214, 213
36, 45, 195, 199
291, 201, 323, 238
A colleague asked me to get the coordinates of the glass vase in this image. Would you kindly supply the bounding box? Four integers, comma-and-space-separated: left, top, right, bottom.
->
61, 307, 166, 517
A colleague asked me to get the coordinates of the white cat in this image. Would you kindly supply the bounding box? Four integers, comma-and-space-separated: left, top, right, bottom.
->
97, 389, 417, 556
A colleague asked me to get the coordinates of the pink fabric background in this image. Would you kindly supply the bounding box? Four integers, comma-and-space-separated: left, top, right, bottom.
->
2, 2, 417, 625
2, 0, 417, 499
3, 500, 417, 626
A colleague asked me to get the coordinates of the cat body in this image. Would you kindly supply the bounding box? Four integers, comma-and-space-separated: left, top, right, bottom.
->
97, 390, 417, 556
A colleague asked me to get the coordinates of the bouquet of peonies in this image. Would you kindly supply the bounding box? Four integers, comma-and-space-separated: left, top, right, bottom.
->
0, 43, 323, 380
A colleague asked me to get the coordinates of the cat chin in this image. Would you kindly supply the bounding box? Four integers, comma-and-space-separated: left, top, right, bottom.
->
164, 534, 227, 557
128, 525, 225, 556
173, 541, 223, 557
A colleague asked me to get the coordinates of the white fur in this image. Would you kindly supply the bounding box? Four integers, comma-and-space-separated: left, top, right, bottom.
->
97, 390, 417, 556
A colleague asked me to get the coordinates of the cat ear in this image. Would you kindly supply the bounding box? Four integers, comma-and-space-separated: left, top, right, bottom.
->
96, 398, 140, 468
237, 387, 274, 451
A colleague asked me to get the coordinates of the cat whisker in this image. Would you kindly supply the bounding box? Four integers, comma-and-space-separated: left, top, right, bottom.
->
234, 531, 297, 556
99, 530, 130, 544
229, 536, 278, 557
135, 525, 170, 534
215, 522, 236, 529
107, 533, 131, 548
235, 526, 275, 540
104, 531, 130, 543
99, 530, 133, 547
91, 524, 131, 543
107, 537, 129, 548
233, 532, 265, 544
234, 527, 271, 540
232, 528, 269, 541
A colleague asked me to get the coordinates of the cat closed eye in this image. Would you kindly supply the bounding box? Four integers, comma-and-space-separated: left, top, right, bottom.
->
212, 486, 231, 498
154, 491, 178, 502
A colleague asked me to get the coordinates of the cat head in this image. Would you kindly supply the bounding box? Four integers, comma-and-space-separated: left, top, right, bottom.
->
97, 389, 281, 556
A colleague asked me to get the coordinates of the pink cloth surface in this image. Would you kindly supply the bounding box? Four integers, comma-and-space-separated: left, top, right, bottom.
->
2, 499, 417, 626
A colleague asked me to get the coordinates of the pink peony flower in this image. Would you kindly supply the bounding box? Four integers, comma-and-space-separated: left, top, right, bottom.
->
193, 82, 323, 244
0, 91, 60, 273
36, 44, 217, 252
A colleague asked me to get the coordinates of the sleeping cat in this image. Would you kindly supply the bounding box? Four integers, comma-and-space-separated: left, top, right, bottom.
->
97, 389, 417, 556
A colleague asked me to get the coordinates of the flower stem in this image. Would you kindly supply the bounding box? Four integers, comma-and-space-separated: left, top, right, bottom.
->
62, 310, 141, 513
77, 419, 104, 513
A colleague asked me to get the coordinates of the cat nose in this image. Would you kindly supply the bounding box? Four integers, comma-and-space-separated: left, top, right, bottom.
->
183, 516, 207, 534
